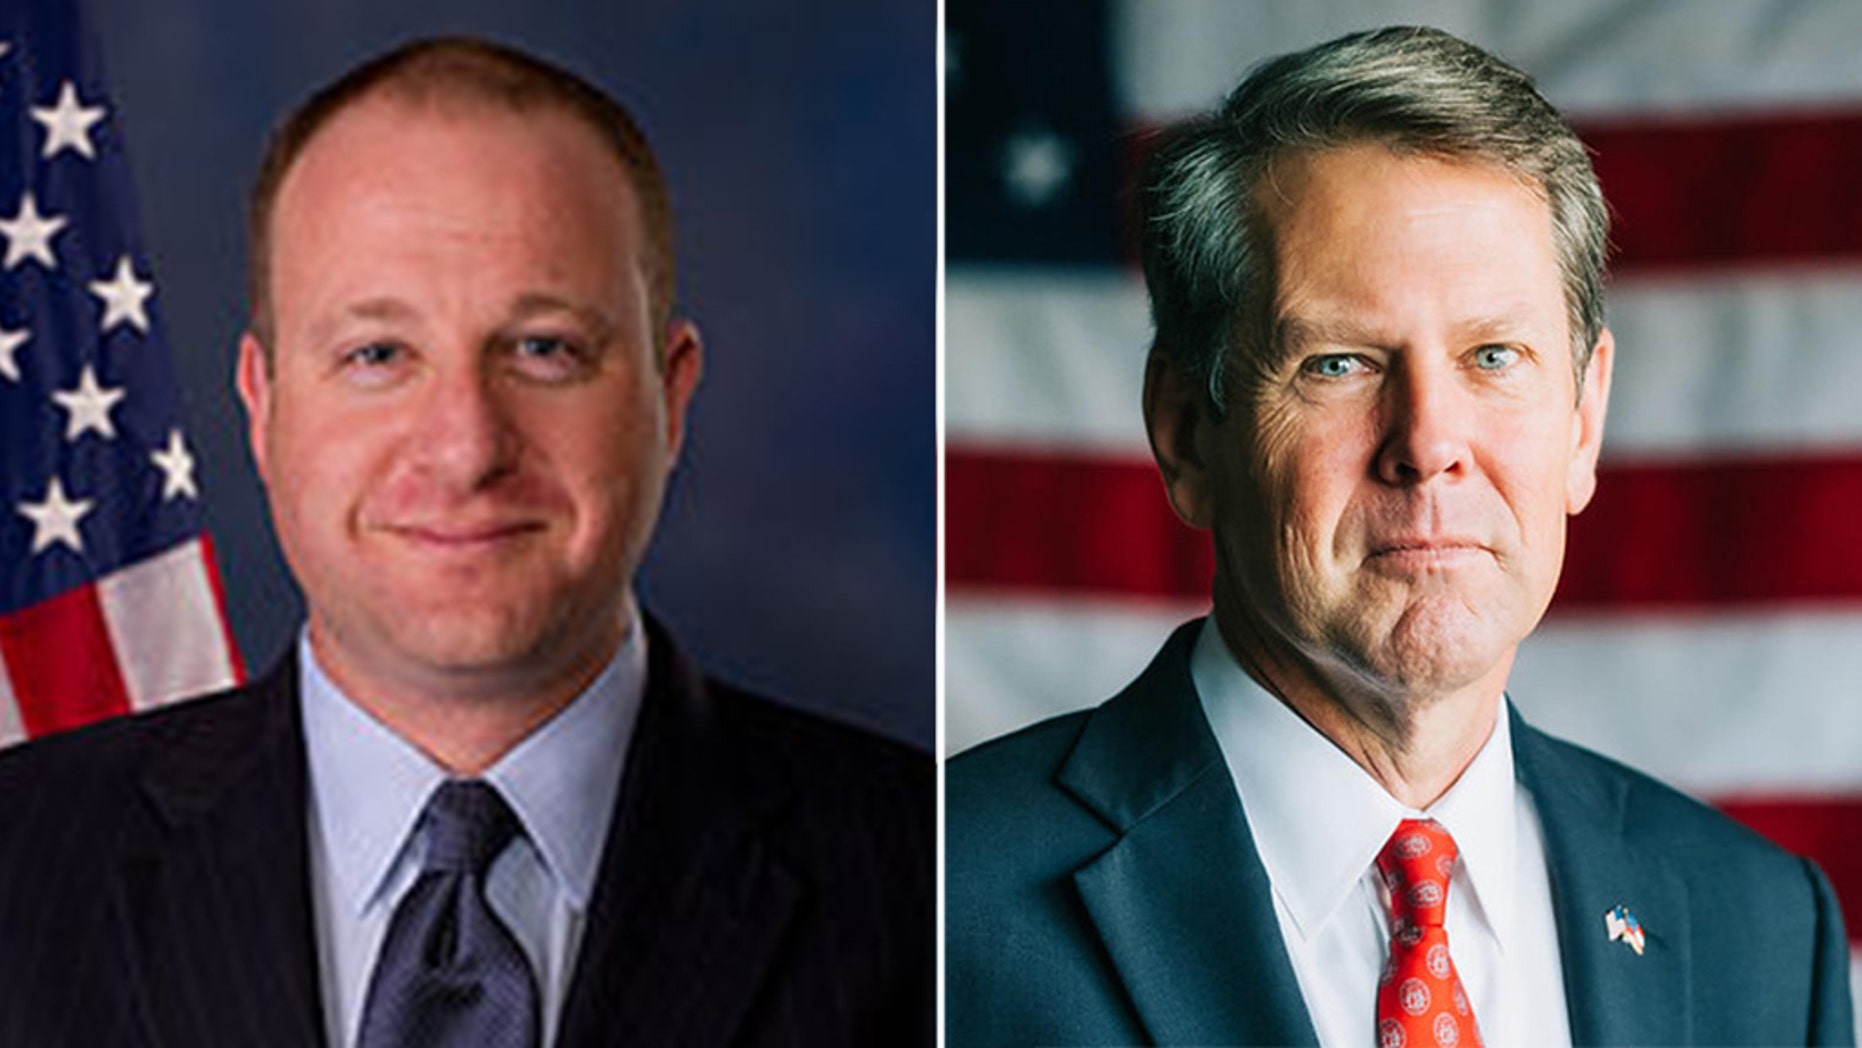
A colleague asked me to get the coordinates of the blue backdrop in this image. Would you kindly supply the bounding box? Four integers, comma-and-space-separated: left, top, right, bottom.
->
87, 0, 934, 747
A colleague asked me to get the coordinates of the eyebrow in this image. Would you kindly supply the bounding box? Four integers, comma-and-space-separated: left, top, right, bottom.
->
305, 294, 618, 347
505, 293, 617, 344
1273, 311, 1537, 359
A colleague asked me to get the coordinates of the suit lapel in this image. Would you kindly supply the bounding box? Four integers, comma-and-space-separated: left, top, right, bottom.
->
1512, 707, 1693, 1046
556, 622, 801, 1048
1060, 622, 1317, 1047
116, 659, 326, 1048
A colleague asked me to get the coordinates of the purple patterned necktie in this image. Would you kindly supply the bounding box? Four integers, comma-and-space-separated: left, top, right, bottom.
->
357, 780, 539, 1048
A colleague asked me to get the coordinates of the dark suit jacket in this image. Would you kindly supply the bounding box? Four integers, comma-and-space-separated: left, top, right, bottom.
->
947, 621, 1854, 1046
0, 619, 932, 1047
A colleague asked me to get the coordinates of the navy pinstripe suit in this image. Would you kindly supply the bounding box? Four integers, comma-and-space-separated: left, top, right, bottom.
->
0, 619, 932, 1047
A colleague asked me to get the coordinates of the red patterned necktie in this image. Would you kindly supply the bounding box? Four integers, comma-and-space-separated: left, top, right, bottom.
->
1375, 818, 1482, 1048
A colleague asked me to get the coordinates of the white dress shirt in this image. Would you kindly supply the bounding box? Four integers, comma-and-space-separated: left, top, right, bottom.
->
1190, 619, 1572, 1047
301, 618, 646, 1048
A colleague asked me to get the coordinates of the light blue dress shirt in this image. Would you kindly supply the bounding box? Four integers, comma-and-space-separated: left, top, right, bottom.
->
300, 621, 646, 1048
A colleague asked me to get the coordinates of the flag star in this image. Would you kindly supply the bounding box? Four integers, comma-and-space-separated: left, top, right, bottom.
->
31, 81, 107, 160
89, 255, 154, 333
0, 325, 25, 383
0, 41, 10, 60
0, 193, 68, 270
151, 429, 199, 501
18, 477, 93, 555
52, 364, 126, 441
1002, 129, 1075, 208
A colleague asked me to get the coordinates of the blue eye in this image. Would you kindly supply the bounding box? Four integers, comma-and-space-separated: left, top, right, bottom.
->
349, 342, 397, 365
1474, 345, 1521, 370
516, 335, 570, 358
1303, 354, 1363, 378
509, 333, 593, 382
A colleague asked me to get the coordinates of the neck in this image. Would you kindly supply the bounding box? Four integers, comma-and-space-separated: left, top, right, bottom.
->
1212, 606, 1503, 810
307, 622, 621, 775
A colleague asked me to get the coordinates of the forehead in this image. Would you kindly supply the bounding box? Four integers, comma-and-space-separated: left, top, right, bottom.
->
1260, 144, 1564, 330
270, 93, 644, 266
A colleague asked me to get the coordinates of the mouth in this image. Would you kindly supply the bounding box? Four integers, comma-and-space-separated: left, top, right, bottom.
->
1365, 537, 1490, 570
384, 520, 547, 550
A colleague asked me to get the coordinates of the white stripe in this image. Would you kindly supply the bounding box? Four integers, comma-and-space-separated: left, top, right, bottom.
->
0, 652, 22, 748
1114, 0, 1862, 122
1604, 269, 1862, 460
948, 599, 1862, 797
947, 595, 1206, 755
96, 538, 236, 710
1511, 611, 1862, 797
947, 268, 1151, 454
949, 268, 1862, 459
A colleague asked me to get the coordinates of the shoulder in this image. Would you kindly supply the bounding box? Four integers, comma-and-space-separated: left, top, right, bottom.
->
948, 709, 1099, 851
708, 674, 929, 789
0, 681, 258, 829
1519, 721, 1805, 876
1521, 721, 1852, 1039
699, 673, 932, 872
945, 709, 1124, 950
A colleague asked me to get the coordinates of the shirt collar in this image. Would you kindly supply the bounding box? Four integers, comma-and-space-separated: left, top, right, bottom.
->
1191, 618, 1519, 949
300, 610, 647, 916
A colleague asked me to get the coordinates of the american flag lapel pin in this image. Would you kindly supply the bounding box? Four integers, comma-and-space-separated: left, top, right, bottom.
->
1604, 905, 1646, 955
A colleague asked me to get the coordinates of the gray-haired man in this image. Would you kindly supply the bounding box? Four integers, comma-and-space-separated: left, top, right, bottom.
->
948, 26, 1851, 1047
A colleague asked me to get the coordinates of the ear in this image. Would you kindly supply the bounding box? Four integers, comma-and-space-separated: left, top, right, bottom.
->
235, 331, 274, 484
1143, 349, 1217, 529
657, 318, 704, 461
1564, 327, 1614, 514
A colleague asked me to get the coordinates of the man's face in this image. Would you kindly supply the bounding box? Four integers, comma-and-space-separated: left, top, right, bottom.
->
1154, 143, 1610, 703
238, 96, 700, 701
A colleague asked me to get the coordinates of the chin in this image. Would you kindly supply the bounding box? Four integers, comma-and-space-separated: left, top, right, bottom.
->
1349, 597, 1517, 698
385, 607, 562, 675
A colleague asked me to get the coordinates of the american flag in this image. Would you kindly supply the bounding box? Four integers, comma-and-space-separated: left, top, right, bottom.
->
0, 0, 240, 745
946, 0, 1862, 1025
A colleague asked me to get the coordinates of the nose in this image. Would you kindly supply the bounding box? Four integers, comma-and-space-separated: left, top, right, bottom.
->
1374, 356, 1470, 486
407, 363, 520, 491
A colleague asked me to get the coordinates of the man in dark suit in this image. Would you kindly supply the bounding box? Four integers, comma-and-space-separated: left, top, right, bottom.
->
947, 26, 1852, 1047
0, 37, 930, 1047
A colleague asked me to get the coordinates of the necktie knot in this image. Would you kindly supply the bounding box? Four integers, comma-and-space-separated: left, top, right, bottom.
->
424, 779, 519, 875
1377, 818, 1458, 928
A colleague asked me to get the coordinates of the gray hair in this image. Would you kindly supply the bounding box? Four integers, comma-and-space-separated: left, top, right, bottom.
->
1140, 25, 1609, 412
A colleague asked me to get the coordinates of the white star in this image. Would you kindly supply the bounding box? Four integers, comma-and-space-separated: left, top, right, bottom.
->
18, 477, 93, 556
0, 193, 68, 270
30, 81, 106, 161
0, 42, 11, 60
0, 325, 25, 383
89, 255, 154, 333
51, 364, 126, 441
151, 429, 199, 501
1002, 130, 1075, 208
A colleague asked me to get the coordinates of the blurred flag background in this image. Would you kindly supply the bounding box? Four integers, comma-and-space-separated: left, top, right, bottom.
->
946, 0, 1862, 1021
0, 1, 241, 744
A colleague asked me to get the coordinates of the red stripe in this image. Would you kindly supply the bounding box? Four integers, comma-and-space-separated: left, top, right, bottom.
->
198, 532, 247, 684
1561, 452, 1862, 609
947, 447, 1210, 600
1714, 796, 1862, 944
0, 582, 133, 738
946, 447, 1862, 608
1579, 110, 1862, 272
